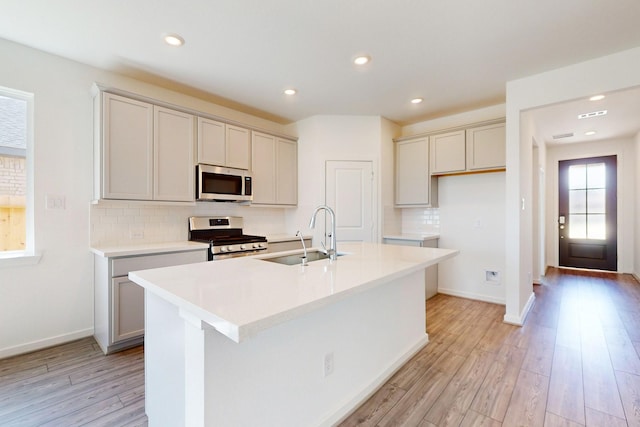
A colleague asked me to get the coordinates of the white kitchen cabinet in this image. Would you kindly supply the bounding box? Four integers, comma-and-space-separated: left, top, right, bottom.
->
94, 248, 207, 354
466, 123, 506, 170
383, 236, 439, 299
430, 130, 466, 174
154, 106, 194, 202
100, 93, 154, 200
96, 92, 195, 202
428, 123, 505, 176
251, 131, 298, 206
197, 118, 251, 170
395, 137, 437, 207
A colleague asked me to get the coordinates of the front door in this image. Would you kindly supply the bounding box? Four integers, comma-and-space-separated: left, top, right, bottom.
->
558, 155, 617, 271
325, 160, 375, 242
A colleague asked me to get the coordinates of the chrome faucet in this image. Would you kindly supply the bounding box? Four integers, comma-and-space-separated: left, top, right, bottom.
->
309, 205, 337, 261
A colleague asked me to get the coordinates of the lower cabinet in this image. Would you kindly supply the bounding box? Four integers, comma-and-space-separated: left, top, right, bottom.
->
94, 249, 207, 354
383, 237, 439, 299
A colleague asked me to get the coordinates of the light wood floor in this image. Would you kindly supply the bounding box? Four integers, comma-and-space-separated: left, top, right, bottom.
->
341, 268, 640, 426
2, 268, 640, 426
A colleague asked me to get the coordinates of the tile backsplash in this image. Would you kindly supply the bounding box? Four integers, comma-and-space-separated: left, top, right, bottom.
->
90, 201, 288, 247
401, 207, 440, 234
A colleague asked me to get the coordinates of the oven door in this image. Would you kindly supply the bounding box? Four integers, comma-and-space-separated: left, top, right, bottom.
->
197, 164, 252, 202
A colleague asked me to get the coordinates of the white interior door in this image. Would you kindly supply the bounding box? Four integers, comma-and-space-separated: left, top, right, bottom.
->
325, 160, 375, 242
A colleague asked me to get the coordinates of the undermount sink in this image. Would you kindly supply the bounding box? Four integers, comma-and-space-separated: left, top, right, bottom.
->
260, 249, 345, 266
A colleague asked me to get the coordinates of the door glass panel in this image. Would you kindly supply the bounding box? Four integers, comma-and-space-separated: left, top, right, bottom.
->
568, 164, 586, 189
588, 214, 606, 239
587, 163, 605, 188
569, 214, 586, 239
569, 190, 586, 214
587, 189, 606, 214
567, 162, 607, 240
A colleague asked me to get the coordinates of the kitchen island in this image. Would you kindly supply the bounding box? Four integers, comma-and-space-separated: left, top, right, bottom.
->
129, 242, 458, 426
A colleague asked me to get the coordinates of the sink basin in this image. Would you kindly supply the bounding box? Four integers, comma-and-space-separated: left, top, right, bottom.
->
260, 249, 344, 266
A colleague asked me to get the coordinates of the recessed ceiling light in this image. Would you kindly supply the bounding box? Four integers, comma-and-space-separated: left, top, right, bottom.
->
589, 94, 605, 101
164, 34, 185, 47
353, 55, 371, 65
411, 98, 423, 104
585, 131, 597, 136
284, 89, 297, 96
578, 110, 607, 119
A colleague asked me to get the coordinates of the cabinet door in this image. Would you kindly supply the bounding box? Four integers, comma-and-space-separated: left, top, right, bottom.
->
112, 277, 144, 343
466, 123, 505, 170
276, 138, 297, 205
395, 137, 430, 205
251, 132, 276, 204
103, 93, 153, 200
430, 130, 466, 174
226, 125, 250, 170
197, 117, 226, 166
154, 106, 195, 201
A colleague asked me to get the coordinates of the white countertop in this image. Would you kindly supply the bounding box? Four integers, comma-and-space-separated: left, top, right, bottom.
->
129, 242, 457, 343
383, 233, 440, 242
90, 241, 209, 258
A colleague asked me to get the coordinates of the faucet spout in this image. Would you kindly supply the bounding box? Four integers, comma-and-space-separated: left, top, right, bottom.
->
296, 230, 308, 265
309, 205, 337, 261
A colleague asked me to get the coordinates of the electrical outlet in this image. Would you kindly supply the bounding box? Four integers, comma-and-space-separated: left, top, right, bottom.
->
485, 270, 500, 284
130, 230, 144, 239
323, 352, 334, 377
45, 195, 66, 210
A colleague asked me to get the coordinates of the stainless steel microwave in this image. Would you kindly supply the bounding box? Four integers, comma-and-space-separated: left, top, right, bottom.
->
196, 164, 252, 202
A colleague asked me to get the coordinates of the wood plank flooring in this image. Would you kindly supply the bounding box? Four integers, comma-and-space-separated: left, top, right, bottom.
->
341, 268, 640, 427
2, 267, 640, 426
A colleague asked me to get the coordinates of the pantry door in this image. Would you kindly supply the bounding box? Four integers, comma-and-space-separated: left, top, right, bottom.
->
558, 155, 617, 271
325, 161, 375, 242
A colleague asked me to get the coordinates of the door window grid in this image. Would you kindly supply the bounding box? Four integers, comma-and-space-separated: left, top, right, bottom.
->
568, 162, 606, 240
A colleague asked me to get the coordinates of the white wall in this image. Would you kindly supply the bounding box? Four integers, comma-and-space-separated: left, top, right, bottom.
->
505, 45, 640, 325
437, 172, 506, 304
544, 137, 636, 273
0, 38, 291, 357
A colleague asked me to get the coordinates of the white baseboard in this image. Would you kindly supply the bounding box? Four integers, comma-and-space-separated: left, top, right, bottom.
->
503, 291, 535, 326
321, 335, 429, 426
437, 287, 506, 305
0, 328, 94, 359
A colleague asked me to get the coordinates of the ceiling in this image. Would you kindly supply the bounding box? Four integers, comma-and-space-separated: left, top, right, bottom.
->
1, 0, 640, 132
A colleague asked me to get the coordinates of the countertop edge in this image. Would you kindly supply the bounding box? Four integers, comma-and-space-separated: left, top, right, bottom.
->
90, 241, 209, 258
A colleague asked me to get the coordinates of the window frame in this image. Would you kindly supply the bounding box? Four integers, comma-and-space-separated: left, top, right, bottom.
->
0, 86, 39, 266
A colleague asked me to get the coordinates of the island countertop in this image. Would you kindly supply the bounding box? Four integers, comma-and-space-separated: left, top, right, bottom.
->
129, 242, 458, 343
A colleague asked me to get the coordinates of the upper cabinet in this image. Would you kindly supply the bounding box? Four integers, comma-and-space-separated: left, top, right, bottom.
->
197, 118, 250, 170
251, 131, 297, 206
466, 123, 506, 171
429, 122, 505, 176
97, 92, 194, 202
430, 130, 466, 174
395, 137, 438, 207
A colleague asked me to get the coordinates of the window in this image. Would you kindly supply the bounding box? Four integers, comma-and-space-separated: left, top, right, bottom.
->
0, 86, 33, 258
567, 162, 606, 240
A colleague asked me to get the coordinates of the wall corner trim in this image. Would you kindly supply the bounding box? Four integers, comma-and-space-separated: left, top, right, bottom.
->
503, 291, 535, 326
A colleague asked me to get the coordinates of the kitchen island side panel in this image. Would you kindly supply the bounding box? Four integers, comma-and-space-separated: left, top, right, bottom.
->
144, 270, 427, 427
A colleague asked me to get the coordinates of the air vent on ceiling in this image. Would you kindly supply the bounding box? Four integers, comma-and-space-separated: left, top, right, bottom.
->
552, 132, 574, 140
578, 110, 607, 119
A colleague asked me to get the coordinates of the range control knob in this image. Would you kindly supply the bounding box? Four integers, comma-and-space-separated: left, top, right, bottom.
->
220, 246, 228, 252
240, 244, 247, 250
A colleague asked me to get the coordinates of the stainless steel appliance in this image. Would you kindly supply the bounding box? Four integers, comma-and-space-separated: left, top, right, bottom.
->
196, 164, 252, 202
188, 216, 267, 260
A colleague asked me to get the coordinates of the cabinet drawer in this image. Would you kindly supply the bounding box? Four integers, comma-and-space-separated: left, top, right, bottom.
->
112, 250, 206, 277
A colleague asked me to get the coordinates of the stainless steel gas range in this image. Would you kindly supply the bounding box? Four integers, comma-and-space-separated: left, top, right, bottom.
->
188, 216, 268, 260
